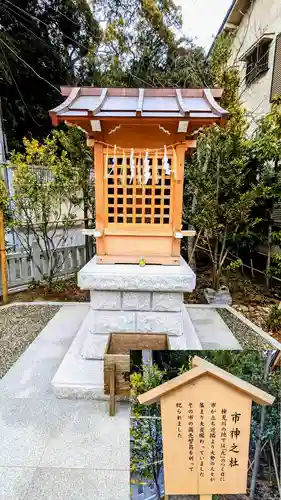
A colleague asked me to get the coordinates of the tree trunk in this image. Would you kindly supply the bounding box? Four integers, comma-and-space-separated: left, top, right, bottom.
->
188, 224, 196, 270
249, 354, 272, 499
213, 238, 219, 290
269, 439, 281, 498
266, 211, 273, 290
82, 183, 93, 263
153, 469, 161, 500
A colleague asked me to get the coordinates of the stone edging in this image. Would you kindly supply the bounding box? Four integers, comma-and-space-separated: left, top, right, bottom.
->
185, 303, 281, 350
225, 305, 281, 350
0, 301, 88, 309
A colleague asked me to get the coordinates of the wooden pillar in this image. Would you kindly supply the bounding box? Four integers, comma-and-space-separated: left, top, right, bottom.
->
93, 142, 105, 256
171, 143, 186, 256
0, 207, 8, 304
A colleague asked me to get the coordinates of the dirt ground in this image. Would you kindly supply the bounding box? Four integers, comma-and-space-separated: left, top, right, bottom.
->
0, 277, 89, 305
185, 265, 281, 343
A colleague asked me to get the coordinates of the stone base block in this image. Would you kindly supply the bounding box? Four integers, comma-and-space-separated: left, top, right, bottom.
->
152, 292, 183, 312
79, 306, 202, 359
90, 290, 183, 312
136, 310, 183, 335
122, 291, 151, 311
51, 304, 202, 397
90, 291, 121, 310
79, 256, 196, 292
80, 307, 185, 337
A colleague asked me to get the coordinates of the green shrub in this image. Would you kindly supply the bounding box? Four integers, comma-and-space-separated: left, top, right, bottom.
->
266, 303, 281, 332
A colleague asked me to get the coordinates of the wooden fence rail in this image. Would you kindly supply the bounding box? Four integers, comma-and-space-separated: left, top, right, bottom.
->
0, 242, 86, 292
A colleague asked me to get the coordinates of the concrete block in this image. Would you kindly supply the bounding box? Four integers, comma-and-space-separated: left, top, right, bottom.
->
91, 310, 135, 334
78, 255, 196, 292
90, 291, 121, 310
122, 291, 151, 311
137, 311, 183, 336
152, 292, 183, 312
81, 334, 109, 360
187, 307, 241, 349
182, 307, 202, 349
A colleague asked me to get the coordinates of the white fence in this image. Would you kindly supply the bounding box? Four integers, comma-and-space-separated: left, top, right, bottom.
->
0, 243, 87, 292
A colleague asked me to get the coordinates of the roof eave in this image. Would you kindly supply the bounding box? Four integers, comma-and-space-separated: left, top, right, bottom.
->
207, 0, 252, 59
138, 356, 275, 406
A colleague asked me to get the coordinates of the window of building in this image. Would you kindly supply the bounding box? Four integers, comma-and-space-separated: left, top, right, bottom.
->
245, 38, 271, 85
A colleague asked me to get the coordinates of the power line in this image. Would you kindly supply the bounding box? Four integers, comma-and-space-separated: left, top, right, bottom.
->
48, 5, 81, 26
4, 0, 91, 53
0, 38, 61, 94
0, 45, 42, 127
1, 4, 62, 61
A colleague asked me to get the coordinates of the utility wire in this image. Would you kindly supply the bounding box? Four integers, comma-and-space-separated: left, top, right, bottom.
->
48, 5, 81, 26
1, 4, 62, 61
4, 0, 90, 52
0, 38, 61, 94
0, 45, 42, 127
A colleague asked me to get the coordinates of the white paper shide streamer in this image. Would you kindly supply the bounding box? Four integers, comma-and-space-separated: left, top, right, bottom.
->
163, 145, 170, 175
143, 150, 151, 184
106, 144, 116, 177
130, 148, 135, 184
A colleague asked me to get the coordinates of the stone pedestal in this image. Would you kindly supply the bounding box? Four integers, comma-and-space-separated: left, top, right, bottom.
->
52, 256, 201, 400
77, 256, 199, 359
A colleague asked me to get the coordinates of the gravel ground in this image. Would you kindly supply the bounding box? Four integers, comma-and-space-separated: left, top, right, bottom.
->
217, 308, 273, 350
0, 304, 60, 378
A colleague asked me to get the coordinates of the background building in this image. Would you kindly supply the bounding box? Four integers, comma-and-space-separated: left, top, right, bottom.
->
209, 0, 281, 128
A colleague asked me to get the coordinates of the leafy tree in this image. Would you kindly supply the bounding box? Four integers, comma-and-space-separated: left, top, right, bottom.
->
185, 125, 257, 289
245, 99, 281, 288
0, 0, 101, 150
53, 126, 94, 260
184, 33, 255, 288
94, 0, 210, 88
10, 134, 81, 287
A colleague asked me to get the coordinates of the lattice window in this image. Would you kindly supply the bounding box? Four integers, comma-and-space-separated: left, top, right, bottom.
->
104, 151, 173, 225
271, 33, 281, 101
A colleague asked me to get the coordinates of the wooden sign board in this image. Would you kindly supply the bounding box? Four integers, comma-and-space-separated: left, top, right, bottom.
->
161, 374, 251, 495
138, 356, 275, 497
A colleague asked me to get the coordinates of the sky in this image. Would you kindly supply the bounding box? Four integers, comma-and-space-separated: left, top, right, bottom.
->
174, 0, 234, 52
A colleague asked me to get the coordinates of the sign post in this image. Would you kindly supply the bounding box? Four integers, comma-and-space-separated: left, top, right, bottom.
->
138, 356, 275, 499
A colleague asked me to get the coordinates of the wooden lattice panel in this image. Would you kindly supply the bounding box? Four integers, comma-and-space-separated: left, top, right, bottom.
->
271, 33, 281, 102
104, 150, 174, 227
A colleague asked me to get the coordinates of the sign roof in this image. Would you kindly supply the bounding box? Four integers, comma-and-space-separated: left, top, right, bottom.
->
138, 356, 275, 406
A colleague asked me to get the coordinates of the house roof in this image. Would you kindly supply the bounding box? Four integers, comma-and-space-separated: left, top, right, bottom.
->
138, 356, 275, 406
49, 87, 229, 125
207, 0, 252, 58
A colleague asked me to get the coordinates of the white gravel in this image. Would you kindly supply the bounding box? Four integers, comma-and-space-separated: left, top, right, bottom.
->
0, 304, 60, 378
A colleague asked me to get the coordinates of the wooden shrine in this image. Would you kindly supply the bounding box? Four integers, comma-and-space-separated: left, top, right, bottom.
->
50, 87, 229, 265
138, 356, 275, 499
